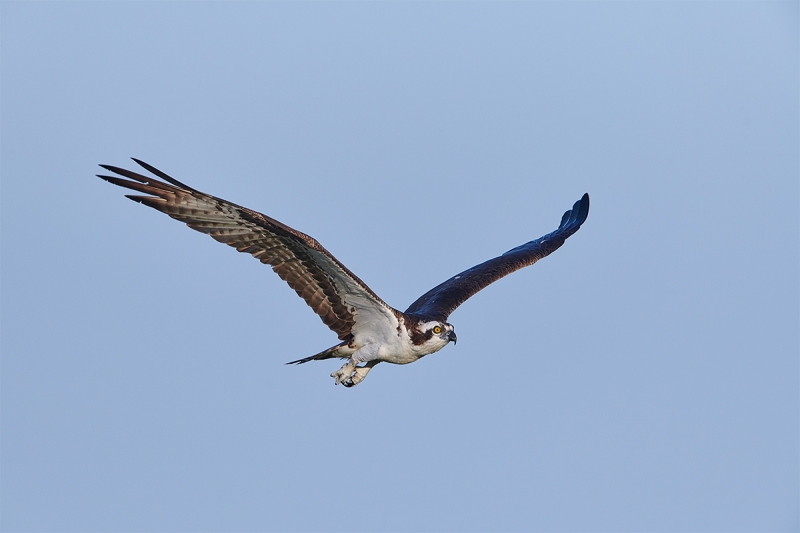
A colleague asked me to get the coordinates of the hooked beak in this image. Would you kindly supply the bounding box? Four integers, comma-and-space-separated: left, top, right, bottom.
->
448, 330, 457, 345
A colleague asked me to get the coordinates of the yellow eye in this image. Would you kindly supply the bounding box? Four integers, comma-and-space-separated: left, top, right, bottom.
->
433, 326, 442, 334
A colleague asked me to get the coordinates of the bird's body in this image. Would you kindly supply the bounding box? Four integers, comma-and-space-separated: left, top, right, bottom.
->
98, 159, 589, 387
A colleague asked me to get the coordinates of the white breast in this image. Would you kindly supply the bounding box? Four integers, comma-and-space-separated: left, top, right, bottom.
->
351, 315, 447, 365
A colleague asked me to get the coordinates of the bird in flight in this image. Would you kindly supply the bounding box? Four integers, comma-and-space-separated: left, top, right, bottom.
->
98, 159, 590, 387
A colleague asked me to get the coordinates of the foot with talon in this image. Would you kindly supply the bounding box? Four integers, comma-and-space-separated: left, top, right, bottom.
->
342, 364, 373, 387
331, 362, 356, 386
331, 360, 379, 387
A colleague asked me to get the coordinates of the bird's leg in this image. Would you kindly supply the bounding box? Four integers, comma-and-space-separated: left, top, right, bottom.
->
331, 361, 356, 385
342, 361, 380, 388
332, 345, 380, 387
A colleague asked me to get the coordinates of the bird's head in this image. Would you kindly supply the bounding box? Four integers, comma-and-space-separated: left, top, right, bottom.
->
410, 319, 457, 352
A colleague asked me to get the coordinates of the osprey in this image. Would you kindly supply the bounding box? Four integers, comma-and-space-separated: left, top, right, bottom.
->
98, 159, 590, 387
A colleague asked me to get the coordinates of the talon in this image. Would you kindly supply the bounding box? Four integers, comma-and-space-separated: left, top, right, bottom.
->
331, 362, 356, 386
330, 361, 376, 388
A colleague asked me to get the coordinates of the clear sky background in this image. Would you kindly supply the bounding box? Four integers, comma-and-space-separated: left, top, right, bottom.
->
2, 2, 798, 532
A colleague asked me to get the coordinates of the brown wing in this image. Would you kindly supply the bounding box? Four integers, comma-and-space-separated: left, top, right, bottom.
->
404, 193, 590, 321
97, 159, 399, 340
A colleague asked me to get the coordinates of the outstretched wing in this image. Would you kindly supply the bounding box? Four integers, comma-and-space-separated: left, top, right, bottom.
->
97, 159, 399, 340
404, 193, 590, 321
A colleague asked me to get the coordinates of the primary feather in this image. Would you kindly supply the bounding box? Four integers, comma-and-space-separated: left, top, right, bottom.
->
98, 159, 589, 387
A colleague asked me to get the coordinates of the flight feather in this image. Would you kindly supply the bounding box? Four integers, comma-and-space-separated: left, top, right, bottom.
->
404, 193, 589, 321
97, 159, 397, 340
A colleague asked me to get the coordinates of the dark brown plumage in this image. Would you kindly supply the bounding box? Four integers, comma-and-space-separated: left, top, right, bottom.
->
97, 159, 392, 340
97, 159, 589, 387
404, 193, 590, 321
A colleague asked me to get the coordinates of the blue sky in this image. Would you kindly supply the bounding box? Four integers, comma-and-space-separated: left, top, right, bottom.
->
2, 2, 798, 531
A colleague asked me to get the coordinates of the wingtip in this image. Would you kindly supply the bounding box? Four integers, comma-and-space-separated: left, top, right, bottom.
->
130, 157, 152, 171
131, 157, 155, 173
578, 192, 590, 220
570, 192, 589, 227
97, 163, 129, 176
559, 193, 590, 230
575, 192, 589, 221
131, 158, 195, 190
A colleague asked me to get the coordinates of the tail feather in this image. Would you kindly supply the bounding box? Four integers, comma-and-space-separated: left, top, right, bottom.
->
286, 341, 352, 365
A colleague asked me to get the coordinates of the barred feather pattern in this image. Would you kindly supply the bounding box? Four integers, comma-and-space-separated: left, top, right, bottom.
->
97, 159, 397, 340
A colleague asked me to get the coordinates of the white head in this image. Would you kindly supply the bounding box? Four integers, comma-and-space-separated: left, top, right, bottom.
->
410, 320, 457, 354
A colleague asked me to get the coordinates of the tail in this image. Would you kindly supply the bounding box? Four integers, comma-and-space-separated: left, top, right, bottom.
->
286, 341, 352, 365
